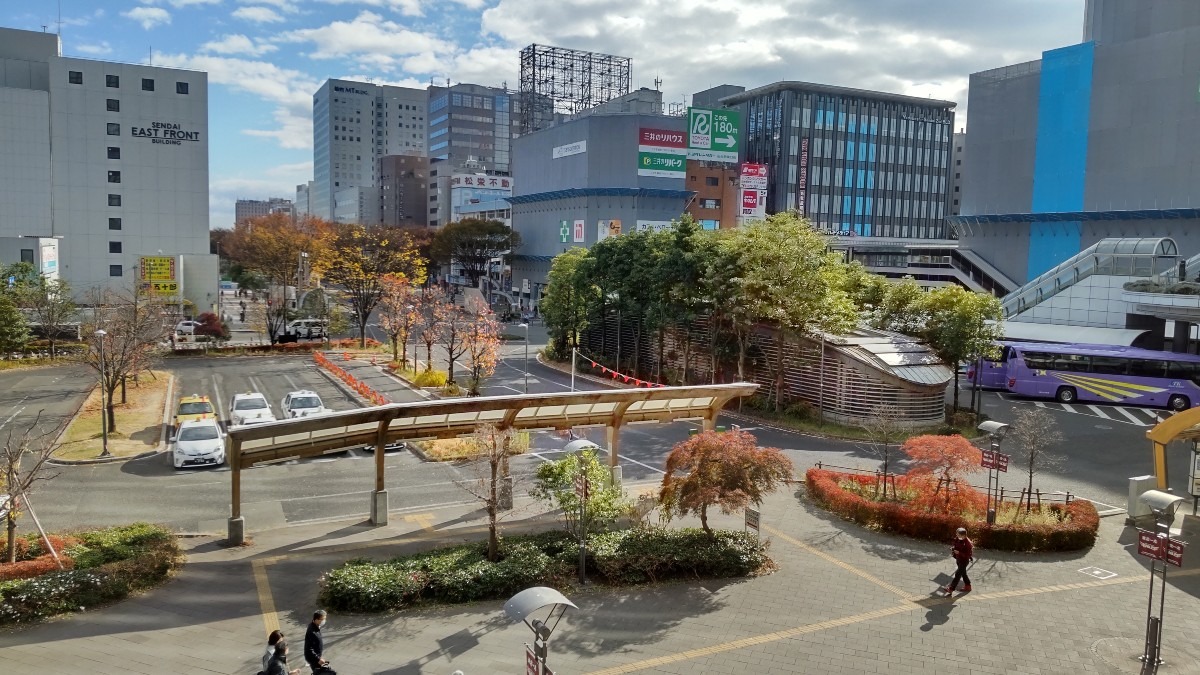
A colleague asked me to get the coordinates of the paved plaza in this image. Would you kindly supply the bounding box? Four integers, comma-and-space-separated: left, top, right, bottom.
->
2, 481, 1200, 674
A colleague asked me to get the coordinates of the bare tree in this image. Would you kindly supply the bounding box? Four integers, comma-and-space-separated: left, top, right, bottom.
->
2, 411, 66, 564
435, 297, 472, 386
1008, 406, 1065, 513
16, 277, 77, 359
453, 424, 527, 562
80, 288, 165, 432
859, 403, 906, 500
414, 286, 448, 372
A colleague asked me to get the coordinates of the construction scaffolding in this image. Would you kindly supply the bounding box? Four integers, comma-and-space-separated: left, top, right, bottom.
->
519, 44, 632, 134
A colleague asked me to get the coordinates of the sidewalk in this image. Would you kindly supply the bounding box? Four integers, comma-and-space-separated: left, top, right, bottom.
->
3, 480, 1199, 674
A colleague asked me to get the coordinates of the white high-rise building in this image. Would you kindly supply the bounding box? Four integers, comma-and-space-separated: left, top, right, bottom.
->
312, 79, 427, 221
0, 27, 214, 308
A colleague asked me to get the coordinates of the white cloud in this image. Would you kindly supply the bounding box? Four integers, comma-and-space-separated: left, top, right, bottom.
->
123, 6, 172, 30
279, 11, 453, 68
201, 34, 278, 56
236, 0, 300, 10
142, 0, 223, 7
156, 53, 318, 149
76, 41, 114, 56
317, 0, 425, 18
232, 6, 285, 23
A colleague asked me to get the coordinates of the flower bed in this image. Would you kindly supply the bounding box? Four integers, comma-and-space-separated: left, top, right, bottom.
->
805, 468, 1099, 552
320, 528, 772, 613
0, 523, 181, 624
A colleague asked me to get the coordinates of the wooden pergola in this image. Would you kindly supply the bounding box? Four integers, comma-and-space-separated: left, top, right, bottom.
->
1145, 405, 1200, 490
223, 383, 757, 543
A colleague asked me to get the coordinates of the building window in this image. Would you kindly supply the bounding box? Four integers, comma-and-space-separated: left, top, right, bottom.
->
142, 78, 155, 91
107, 147, 121, 159
108, 194, 122, 207
68, 70, 83, 85
953, 199, 959, 206
956, 159, 961, 165
109, 217, 122, 230
20, 249, 34, 264
106, 99, 119, 112
705, 176, 719, 187
106, 74, 119, 88
109, 241, 122, 254
955, 173, 960, 179
176, 81, 189, 95
106, 123, 120, 136
109, 265, 123, 277
954, 186, 960, 192
107, 171, 121, 184
701, 198, 721, 209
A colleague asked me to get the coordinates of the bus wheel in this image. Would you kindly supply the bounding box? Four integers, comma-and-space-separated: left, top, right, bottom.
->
1055, 387, 1077, 404
1168, 394, 1191, 412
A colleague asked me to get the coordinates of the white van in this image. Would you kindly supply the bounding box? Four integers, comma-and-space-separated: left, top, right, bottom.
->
286, 319, 328, 339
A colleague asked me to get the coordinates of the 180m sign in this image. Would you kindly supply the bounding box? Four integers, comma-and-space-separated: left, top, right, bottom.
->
687, 107, 740, 163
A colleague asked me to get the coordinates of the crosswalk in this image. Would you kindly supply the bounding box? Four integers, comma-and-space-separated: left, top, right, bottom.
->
1029, 400, 1173, 426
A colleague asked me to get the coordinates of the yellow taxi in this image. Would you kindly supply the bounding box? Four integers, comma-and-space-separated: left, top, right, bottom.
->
174, 395, 215, 429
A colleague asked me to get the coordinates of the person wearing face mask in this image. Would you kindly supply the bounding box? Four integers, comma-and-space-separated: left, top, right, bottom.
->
304, 609, 337, 674
265, 640, 302, 675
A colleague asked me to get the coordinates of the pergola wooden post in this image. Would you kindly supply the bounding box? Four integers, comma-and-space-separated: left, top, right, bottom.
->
228, 437, 244, 545
370, 420, 390, 525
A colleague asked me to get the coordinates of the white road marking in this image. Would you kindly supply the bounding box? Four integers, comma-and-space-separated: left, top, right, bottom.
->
1061, 403, 1077, 413
1086, 405, 1111, 419
1139, 408, 1161, 421
1034, 401, 1047, 408
1115, 407, 1148, 425
0, 405, 27, 431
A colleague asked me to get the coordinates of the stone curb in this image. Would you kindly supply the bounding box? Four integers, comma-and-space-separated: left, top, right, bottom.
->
312, 359, 375, 408
48, 373, 175, 466
378, 362, 438, 400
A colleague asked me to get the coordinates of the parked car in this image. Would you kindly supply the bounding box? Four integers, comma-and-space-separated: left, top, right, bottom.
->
171, 418, 226, 469
228, 392, 277, 426
174, 395, 215, 430
286, 319, 329, 339
175, 320, 202, 335
281, 390, 329, 418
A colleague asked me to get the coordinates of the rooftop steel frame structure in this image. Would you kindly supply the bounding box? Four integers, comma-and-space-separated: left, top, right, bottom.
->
518, 44, 632, 134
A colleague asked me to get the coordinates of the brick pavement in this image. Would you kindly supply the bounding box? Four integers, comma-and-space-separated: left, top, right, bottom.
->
3, 482, 1200, 674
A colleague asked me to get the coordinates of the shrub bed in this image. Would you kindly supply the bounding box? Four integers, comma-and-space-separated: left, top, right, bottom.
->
0, 523, 180, 624
320, 528, 771, 613
805, 468, 1099, 552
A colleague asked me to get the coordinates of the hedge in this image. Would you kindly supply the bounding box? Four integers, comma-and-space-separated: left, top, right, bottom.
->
805, 468, 1099, 552
320, 528, 771, 613
0, 523, 180, 624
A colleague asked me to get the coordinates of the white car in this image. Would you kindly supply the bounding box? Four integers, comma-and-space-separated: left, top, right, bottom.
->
228, 392, 277, 426
171, 418, 226, 469
175, 320, 201, 335
281, 390, 330, 418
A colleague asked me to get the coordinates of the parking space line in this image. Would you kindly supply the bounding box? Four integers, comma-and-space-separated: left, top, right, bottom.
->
1086, 405, 1111, 420
1114, 407, 1148, 425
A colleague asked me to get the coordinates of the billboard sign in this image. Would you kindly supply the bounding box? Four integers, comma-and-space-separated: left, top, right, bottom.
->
139, 256, 178, 296
797, 137, 810, 213
597, 219, 623, 241
552, 140, 587, 159
687, 107, 740, 163
636, 220, 672, 233
740, 163, 768, 190
739, 188, 767, 222
573, 219, 586, 243
638, 128, 686, 179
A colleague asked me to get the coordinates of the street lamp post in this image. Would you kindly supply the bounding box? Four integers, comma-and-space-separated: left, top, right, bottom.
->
95, 329, 110, 458
519, 322, 529, 394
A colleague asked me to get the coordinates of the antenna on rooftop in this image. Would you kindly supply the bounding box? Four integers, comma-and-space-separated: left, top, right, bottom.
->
653, 75, 662, 91
56, 0, 62, 36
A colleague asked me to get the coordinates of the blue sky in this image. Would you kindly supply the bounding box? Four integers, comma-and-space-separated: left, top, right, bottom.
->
3, 1, 1083, 230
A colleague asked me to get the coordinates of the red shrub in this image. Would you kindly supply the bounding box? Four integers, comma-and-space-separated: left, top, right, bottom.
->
0, 553, 76, 581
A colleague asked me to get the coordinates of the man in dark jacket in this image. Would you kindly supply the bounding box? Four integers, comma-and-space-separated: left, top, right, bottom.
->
942, 527, 974, 596
305, 609, 336, 674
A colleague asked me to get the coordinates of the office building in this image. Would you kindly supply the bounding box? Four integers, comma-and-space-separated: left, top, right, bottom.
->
377, 154, 429, 227
235, 197, 293, 224
295, 181, 313, 218
684, 162, 738, 230
954, 0, 1200, 295
508, 93, 693, 308
948, 132, 966, 216
311, 79, 427, 220
0, 26, 214, 308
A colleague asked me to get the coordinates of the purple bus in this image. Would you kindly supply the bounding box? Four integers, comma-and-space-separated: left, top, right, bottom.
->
1004, 342, 1200, 410
967, 342, 1021, 390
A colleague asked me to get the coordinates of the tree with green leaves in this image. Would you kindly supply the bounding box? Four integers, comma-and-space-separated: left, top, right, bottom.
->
920, 285, 1004, 419
16, 277, 76, 358
731, 213, 859, 410
429, 218, 520, 288
870, 277, 927, 336
0, 291, 30, 354
0, 262, 39, 293
659, 429, 793, 535
539, 247, 595, 358
530, 448, 628, 540
321, 223, 427, 348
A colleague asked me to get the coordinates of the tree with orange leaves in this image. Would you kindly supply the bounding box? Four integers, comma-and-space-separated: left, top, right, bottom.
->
377, 275, 420, 367
320, 223, 426, 348
462, 298, 501, 396
901, 434, 984, 513
659, 429, 793, 535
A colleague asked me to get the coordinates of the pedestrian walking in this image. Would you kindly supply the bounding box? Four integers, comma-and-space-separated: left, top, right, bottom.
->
305, 609, 337, 674
942, 527, 974, 596
265, 639, 302, 675
262, 629, 284, 672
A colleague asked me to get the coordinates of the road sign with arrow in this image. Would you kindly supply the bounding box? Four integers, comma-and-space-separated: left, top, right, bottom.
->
687, 107, 740, 163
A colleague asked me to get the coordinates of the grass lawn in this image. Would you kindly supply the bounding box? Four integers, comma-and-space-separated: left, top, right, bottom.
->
55, 370, 171, 461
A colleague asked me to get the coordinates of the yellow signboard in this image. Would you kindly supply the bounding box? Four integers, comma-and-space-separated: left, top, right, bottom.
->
139, 256, 176, 282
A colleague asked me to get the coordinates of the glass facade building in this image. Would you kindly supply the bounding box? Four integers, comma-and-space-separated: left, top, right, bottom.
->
723, 82, 955, 240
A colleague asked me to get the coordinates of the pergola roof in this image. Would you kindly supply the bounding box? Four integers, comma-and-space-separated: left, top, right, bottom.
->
226, 383, 758, 469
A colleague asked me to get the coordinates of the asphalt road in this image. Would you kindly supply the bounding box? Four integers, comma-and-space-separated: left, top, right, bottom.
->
0, 364, 93, 447
12, 341, 1196, 535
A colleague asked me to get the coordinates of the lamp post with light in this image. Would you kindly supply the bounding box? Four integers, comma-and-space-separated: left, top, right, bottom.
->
519, 322, 530, 394
95, 329, 110, 458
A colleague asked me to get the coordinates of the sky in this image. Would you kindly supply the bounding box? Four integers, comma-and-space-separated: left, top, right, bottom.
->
4, 1, 1085, 230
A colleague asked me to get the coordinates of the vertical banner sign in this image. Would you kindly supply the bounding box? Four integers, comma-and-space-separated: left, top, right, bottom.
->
573, 219, 586, 243
559, 220, 570, 243
740, 163, 768, 190
739, 189, 767, 223
797, 137, 810, 213
638, 128, 687, 178
687, 107, 741, 163
139, 256, 178, 297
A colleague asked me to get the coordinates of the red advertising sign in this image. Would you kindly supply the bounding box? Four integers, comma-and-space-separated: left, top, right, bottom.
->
1137, 530, 1163, 560
981, 450, 995, 469
1166, 538, 1186, 567
740, 163, 768, 190
639, 128, 686, 149
996, 453, 1009, 472
526, 645, 540, 675
741, 190, 760, 210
